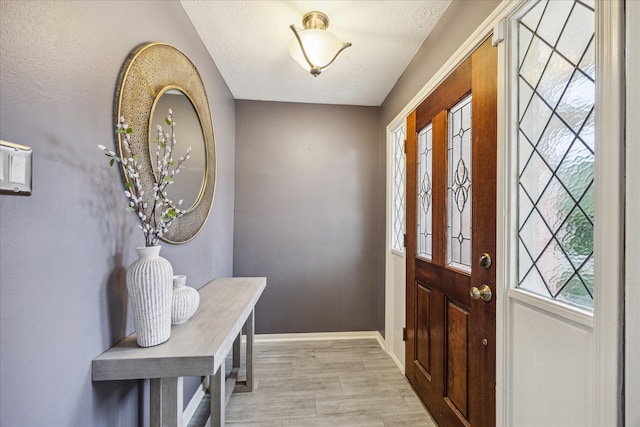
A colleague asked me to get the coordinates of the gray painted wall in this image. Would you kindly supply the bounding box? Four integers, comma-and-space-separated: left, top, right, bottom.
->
232, 0, 500, 338
234, 101, 382, 334
0, 1, 234, 426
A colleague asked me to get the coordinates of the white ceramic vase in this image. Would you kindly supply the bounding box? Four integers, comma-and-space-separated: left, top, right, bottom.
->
126, 246, 173, 347
171, 275, 200, 325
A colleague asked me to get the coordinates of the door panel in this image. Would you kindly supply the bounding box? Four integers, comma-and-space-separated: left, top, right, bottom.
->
446, 302, 469, 417
406, 37, 497, 427
416, 284, 432, 376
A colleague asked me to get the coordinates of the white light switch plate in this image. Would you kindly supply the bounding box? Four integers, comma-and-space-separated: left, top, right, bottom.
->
0, 140, 32, 195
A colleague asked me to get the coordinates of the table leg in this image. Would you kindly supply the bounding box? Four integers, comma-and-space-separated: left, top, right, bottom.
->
246, 309, 254, 392
233, 309, 254, 393
210, 360, 225, 427
150, 377, 183, 427
150, 379, 161, 427
233, 333, 241, 370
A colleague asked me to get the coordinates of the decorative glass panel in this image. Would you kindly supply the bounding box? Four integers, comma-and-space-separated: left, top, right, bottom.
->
447, 95, 472, 272
417, 124, 433, 260
392, 125, 406, 252
517, 0, 594, 309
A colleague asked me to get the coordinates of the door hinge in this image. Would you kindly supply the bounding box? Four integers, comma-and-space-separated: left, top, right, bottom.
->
402, 327, 407, 341
403, 233, 407, 248
403, 138, 407, 153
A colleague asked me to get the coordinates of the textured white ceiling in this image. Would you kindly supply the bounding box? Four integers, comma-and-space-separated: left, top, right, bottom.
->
180, 1, 451, 106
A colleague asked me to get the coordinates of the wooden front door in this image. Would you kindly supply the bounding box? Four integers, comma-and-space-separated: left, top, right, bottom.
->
405, 37, 497, 427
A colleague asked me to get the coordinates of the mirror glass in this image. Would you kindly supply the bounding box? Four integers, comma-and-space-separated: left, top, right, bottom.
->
150, 89, 206, 211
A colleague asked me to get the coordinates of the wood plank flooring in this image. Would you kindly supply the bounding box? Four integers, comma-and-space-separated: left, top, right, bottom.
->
188, 339, 437, 427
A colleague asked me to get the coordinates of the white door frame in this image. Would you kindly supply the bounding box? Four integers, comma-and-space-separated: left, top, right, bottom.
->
625, 0, 639, 424
593, 1, 625, 424
384, 120, 407, 371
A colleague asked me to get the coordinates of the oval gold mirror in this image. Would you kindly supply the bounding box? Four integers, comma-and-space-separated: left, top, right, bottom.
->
115, 43, 216, 243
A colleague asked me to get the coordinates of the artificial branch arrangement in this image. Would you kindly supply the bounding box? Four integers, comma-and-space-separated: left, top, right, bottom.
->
99, 109, 191, 246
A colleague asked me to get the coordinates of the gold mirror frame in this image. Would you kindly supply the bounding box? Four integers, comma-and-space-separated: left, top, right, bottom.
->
114, 43, 216, 244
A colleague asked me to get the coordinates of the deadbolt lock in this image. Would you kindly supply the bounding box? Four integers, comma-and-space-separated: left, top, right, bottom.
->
479, 253, 492, 269
470, 284, 493, 302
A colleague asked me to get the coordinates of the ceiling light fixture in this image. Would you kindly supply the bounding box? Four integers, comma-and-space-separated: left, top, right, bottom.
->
288, 11, 352, 77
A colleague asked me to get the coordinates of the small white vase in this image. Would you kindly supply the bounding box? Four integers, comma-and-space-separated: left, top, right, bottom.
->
126, 246, 173, 347
171, 275, 200, 325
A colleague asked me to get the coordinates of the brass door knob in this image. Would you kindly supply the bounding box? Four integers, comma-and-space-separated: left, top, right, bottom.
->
470, 284, 492, 302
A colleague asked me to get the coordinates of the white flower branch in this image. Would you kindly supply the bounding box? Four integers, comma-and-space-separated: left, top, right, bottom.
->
98, 109, 192, 247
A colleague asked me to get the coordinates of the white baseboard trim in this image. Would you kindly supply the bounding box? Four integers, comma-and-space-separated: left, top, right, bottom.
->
183, 379, 207, 426
388, 350, 405, 374
254, 331, 385, 347
373, 331, 385, 349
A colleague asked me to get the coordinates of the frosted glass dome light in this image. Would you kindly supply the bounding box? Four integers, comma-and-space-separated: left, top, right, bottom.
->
289, 11, 352, 77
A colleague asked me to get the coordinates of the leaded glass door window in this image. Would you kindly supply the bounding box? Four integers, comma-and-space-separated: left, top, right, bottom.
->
417, 124, 433, 260
392, 124, 406, 253
517, 0, 595, 309
448, 95, 472, 272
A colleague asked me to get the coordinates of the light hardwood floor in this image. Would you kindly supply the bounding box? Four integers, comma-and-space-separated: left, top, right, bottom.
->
188, 339, 437, 427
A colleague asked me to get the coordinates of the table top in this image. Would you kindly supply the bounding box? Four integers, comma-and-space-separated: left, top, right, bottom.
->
92, 277, 266, 381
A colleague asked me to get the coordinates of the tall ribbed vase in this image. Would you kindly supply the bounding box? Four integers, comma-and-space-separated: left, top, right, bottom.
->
126, 246, 173, 347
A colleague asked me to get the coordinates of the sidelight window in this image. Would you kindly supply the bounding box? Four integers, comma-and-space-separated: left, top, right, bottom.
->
392, 124, 406, 253
516, 0, 595, 309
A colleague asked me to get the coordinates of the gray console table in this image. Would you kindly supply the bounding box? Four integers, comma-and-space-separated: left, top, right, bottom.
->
92, 277, 266, 427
